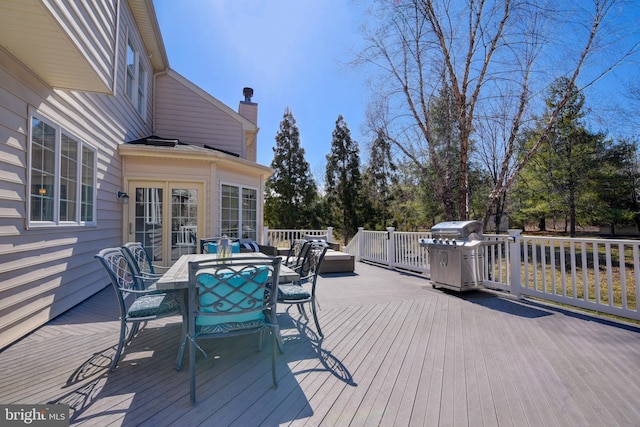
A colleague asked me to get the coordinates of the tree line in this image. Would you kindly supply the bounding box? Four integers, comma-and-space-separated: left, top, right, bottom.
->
266, 78, 638, 243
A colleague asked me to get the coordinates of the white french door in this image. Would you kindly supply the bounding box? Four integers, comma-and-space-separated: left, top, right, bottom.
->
126, 180, 203, 266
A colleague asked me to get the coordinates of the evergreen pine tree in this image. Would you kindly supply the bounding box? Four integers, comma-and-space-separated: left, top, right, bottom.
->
512, 77, 607, 236
264, 107, 318, 228
362, 129, 398, 230
325, 115, 362, 243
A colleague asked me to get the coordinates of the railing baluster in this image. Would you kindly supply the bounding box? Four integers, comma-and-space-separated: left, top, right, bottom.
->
620, 243, 627, 310
594, 241, 600, 305
581, 242, 588, 302
606, 243, 613, 308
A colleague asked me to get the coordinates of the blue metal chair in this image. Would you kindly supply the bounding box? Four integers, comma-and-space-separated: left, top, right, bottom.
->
278, 241, 328, 339
95, 247, 182, 371
175, 255, 281, 405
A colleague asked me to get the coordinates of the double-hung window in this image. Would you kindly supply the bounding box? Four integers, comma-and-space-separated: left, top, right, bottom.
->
29, 113, 97, 227
220, 184, 257, 240
125, 36, 147, 116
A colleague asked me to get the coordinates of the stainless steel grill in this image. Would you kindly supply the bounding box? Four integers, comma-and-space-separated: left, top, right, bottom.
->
419, 220, 484, 291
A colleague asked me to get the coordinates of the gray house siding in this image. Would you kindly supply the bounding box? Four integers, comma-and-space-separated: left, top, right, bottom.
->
0, 0, 154, 349
154, 71, 248, 156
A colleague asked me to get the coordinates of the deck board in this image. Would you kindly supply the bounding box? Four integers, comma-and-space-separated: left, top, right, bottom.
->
2, 262, 640, 426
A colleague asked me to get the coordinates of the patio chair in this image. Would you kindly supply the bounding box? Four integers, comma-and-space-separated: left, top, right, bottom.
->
176, 255, 281, 405
283, 240, 311, 275
95, 247, 182, 371
278, 241, 328, 339
122, 242, 169, 280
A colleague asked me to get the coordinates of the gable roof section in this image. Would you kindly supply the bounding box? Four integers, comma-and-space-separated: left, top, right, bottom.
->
164, 69, 258, 132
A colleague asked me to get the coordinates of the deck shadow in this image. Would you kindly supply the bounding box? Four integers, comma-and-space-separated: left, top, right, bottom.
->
281, 306, 356, 386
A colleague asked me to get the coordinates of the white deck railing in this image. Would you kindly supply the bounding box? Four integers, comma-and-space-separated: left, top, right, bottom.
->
263, 227, 334, 250
338, 227, 639, 322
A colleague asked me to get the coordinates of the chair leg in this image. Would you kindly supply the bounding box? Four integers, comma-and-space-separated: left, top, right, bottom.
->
126, 321, 140, 343
111, 320, 127, 371
271, 326, 278, 387
189, 336, 197, 405
175, 334, 187, 371
275, 328, 285, 354
297, 303, 309, 321
175, 290, 188, 370
311, 299, 324, 338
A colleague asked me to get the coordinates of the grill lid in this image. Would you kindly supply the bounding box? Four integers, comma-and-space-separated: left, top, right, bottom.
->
430, 220, 483, 240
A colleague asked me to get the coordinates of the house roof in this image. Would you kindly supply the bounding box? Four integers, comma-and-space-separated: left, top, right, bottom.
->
128, 0, 169, 71
0, 0, 169, 92
127, 135, 241, 157
120, 137, 272, 175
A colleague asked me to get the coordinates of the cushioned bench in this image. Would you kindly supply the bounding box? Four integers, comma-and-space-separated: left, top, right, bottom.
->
277, 243, 355, 274
319, 249, 355, 274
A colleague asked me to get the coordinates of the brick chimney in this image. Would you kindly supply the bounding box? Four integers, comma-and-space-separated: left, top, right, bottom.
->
238, 87, 257, 124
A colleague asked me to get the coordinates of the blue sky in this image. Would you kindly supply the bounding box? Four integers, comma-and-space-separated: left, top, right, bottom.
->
154, 0, 369, 183
154, 0, 640, 183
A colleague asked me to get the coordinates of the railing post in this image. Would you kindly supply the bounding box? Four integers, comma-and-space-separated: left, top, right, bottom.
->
508, 229, 522, 299
387, 227, 395, 267
357, 227, 364, 261
262, 226, 269, 245
327, 227, 334, 242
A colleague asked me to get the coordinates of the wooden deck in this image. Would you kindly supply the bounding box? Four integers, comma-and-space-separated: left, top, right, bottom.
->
2, 261, 640, 426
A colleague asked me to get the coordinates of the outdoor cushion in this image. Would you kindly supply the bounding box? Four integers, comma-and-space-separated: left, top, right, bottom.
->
240, 241, 260, 252
196, 267, 269, 326
323, 250, 353, 261
197, 318, 267, 334
278, 283, 311, 301
206, 241, 240, 254
128, 292, 182, 318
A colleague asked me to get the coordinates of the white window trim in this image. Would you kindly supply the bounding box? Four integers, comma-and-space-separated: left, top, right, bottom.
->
125, 31, 147, 117
220, 182, 258, 240
27, 109, 97, 228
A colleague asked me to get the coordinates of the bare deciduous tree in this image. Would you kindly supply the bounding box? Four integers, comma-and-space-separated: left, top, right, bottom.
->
355, 0, 637, 227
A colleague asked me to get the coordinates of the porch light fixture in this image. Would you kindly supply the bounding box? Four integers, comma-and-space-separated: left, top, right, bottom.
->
117, 191, 129, 204
38, 187, 47, 196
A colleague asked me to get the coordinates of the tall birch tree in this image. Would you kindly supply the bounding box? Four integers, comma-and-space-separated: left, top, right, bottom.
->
355, 0, 637, 226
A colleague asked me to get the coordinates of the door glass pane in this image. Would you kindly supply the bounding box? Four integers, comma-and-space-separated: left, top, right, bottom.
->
221, 184, 239, 237
171, 188, 198, 261
241, 188, 257, 239
134, 187, 164, 263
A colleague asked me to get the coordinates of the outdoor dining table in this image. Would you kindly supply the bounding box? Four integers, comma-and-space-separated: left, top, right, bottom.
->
154, 252, 299, 291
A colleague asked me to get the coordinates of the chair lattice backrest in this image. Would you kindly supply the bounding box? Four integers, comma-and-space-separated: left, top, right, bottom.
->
96, 248, 137, 292
285, 240, 310, 270
188, 256, 280, 332
122, 242, 157, 276
95, 248, 139, 318
298, 241, 329, 282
